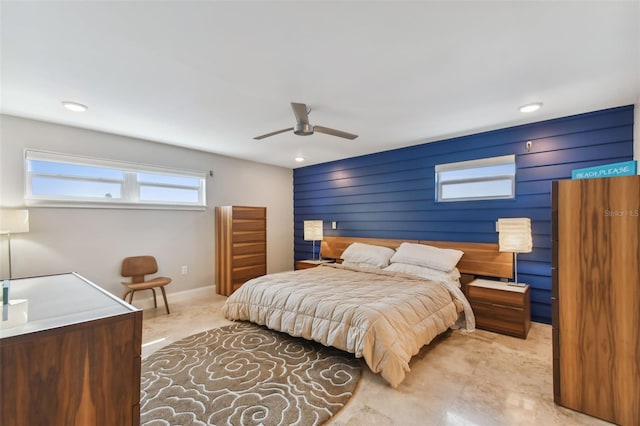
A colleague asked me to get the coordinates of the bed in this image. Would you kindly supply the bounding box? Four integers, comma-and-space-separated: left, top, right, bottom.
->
222, 236, 512, 387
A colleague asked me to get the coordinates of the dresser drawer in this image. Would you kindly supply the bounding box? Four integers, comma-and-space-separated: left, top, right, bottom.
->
233, 220, 266, 232
233, 242, 266, 255
215, 206, 267, 297
233, 253, 266, 268
232, 207, 266, 220
233, 231, 266, 243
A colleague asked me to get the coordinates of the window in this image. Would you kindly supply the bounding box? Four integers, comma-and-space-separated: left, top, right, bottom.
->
25, 149, 206, 209
435, 154, 516, 202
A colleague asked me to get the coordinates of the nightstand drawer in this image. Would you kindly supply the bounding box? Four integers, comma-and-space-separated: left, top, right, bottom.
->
471, 300, 527, 337
295, 260, 335, 270
295, 261, 318, 270
468, 285, 524, 307
468, 279, 531, 339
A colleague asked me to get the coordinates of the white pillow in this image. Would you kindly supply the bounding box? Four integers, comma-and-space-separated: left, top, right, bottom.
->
390, 242, 463, 272
342, 260, 382, 269
384, 262, 461, 285
341, 242, 396, 268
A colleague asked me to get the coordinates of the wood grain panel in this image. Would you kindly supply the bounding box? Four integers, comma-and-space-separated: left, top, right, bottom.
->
233, 231, 266, 243
233, 253, 267, 268
233, 265, 267, 281
215, 206, 267, 296
551, 180, 561, 402
232, 220, 266, 232
215, 206, 233, 295
471, 302, 527, 338
467, 283, 531, 338
420, 240, 513, 278
1, 313, 141, 426
467, 285, 524, 306
232, 206, 266, 220
295, 261, 321, 270
556, 175, 639, 425
233, 242, 267, 255
321, 236, 512, 278
320, 237, 415, 259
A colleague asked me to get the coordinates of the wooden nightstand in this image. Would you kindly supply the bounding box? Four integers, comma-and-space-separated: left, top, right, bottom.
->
467, 279, 531, 339
295, 259, 335, 270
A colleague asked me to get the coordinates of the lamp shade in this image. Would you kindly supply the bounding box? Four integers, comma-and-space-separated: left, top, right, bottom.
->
497, 218, 532, 253
303, 220, 323, 241
0, 209, 30, 234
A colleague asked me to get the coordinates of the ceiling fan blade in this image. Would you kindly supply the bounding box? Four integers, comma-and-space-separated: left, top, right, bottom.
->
314, 125, 358, 140
253, 127, 294, 140
290, 102, 310, 124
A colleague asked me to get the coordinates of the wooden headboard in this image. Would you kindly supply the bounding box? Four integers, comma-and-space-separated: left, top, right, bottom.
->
320, 236, 513, 279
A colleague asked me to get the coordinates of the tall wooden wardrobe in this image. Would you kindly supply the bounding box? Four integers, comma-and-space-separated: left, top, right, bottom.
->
215, 206, 266, 296
552, 175, 639, 425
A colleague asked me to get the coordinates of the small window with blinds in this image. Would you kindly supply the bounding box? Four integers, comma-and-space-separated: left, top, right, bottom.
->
25, 149, 206, 209
435, 154, 516, 202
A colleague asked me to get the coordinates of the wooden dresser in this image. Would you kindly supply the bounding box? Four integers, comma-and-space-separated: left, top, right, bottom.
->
467, 278, 530, 338
215, 206, 267, 296
552, 175, 639, 425
1, 273, 142, 426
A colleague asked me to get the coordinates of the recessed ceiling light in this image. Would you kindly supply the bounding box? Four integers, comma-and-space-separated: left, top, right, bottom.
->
519, 102, 542, 113
295, 157, 305, 162
62, 101, 88, 112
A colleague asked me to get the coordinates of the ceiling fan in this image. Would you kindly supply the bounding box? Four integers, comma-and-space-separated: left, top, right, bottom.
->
254, 102, 358, 140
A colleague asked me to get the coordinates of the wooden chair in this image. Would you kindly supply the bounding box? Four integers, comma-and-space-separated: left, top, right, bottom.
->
120, 256, 172, 314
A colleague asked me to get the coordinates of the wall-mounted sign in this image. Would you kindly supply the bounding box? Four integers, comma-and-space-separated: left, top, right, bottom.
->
572, 160, 637, 180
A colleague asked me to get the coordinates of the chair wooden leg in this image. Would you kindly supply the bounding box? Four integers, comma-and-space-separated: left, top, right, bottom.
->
160, 286, 170, 315
150, 288, 158, 308
122, 289, 132, 301
128, 290, 136, 304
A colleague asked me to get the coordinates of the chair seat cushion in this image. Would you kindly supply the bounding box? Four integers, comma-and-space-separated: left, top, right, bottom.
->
122, 277, 171, 290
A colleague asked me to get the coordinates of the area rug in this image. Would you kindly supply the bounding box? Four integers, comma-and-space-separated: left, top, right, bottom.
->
140, 322, 362, 426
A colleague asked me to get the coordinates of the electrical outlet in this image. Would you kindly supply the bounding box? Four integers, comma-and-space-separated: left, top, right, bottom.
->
181, 265, 188, 275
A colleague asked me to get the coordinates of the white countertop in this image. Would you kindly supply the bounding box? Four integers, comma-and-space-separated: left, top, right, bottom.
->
470, 278, 528, 293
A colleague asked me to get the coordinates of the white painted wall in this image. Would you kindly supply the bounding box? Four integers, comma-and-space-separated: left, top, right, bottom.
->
0, 115, 293, 298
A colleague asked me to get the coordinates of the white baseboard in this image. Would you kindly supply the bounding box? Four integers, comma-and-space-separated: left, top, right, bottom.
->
126, 285, 215, 311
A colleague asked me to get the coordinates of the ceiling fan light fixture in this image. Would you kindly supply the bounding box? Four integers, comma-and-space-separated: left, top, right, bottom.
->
294, 123, 314, 136
62, 101, 88, 112
254, 102, 358, 140
519, 102, 542, 113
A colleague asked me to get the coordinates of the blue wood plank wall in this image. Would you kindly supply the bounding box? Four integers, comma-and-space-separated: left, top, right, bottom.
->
293, 105, 635, 324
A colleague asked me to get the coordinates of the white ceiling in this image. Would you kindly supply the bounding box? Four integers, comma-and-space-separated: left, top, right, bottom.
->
1, 1, 638, 169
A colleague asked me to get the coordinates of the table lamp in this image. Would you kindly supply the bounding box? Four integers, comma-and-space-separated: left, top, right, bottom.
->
303, 220, 323, 260
497, 217, 532, 287
0, 209, 30, 279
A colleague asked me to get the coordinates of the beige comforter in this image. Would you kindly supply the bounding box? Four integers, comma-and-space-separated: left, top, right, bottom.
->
222, 264, 470, 387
